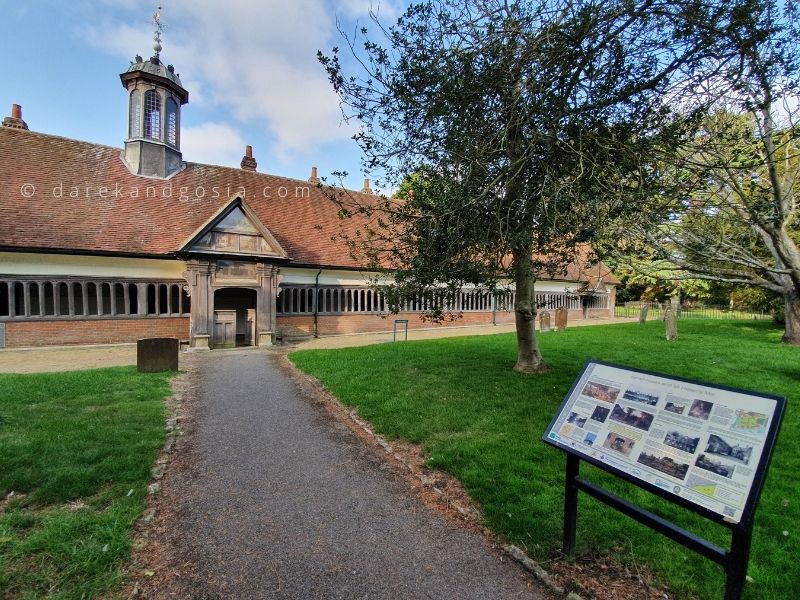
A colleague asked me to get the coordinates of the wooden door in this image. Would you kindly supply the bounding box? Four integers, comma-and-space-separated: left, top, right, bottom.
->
213, 310, 237, 348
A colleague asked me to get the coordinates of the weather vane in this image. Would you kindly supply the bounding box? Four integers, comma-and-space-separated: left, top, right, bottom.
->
152, 5, 163, 59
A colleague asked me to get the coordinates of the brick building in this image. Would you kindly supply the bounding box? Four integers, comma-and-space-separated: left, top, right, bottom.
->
0, 42, 617, 349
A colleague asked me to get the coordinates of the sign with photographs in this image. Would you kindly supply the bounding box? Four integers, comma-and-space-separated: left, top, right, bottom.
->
544, 360, 785, 524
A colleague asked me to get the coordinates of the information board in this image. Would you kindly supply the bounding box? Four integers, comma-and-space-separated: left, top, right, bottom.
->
544, 360, 785, 524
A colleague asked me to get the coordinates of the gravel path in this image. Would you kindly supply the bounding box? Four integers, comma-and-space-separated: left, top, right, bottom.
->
160, 348, 546, 599
0, 344, 137, 373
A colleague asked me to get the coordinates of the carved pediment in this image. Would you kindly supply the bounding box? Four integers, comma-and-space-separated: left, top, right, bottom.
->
182, 200, 287, 259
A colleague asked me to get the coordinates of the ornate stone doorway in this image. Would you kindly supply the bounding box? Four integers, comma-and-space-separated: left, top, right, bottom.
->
183, 259, 279, 349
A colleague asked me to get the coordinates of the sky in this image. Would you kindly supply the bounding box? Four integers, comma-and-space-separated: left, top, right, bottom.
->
0, 0, 403, 191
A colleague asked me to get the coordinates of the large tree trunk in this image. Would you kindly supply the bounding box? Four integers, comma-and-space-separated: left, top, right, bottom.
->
782, 288, 800, 345
512, 248, 549, 374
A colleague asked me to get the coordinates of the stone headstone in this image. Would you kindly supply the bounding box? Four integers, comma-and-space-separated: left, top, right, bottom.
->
555, 306, 568, 330
137, 338, 179, 373
638, 304, 649, 324
664, 306, 678, 341
539, 310, 551, 332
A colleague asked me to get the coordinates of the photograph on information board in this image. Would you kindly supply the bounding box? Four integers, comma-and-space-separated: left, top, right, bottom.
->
545, 361, 782, 523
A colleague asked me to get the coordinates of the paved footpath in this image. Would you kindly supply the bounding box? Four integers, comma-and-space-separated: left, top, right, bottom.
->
159, 349, 546, 599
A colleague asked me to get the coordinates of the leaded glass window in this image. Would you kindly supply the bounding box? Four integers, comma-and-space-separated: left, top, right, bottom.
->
166, 98, 178, 146
144, 89, 162, 140
129, 90, 141, 138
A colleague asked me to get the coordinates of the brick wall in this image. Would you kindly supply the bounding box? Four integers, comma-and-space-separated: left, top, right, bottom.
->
4, 317, 190, 348
280, 310, 513, 336
278, 307, 615, 337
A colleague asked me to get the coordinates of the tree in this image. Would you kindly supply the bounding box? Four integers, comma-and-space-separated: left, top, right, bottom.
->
616, 111, 800, 341
319, 0, 775, 371
601, 0, 800, 343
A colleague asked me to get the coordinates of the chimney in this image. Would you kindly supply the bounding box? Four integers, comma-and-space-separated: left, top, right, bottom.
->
308, 166, 320, 184
240, 145, 257, 171
361, 178, 373, 194
2, 104, 29, 130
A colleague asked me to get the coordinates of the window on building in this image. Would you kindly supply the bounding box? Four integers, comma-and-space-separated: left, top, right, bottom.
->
166, 98, 178, 146
114, 284, 126, 314
43, 282, 55, 316
0, 278, 190, 321
86, 283, 98, 315
147, 284, 157, 315
73, 283, 84, 316
130, 90, 142, 138
181, 287, 191, 314
101, 283, 112, 315
0, 282, 8, 317
128, 283, 139, 314
29, 283, 40, 316
144, 90, 162, 140
159, 284, 168, 314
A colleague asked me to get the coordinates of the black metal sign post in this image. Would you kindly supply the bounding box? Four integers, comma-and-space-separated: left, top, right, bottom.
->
561, 453, 755, 599
544, 360, 786, 600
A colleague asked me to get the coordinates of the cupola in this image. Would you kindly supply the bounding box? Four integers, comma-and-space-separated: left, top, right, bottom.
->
120, 6, 188, 179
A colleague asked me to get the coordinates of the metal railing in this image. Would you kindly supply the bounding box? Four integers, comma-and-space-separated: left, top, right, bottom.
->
614, 302, 771, 321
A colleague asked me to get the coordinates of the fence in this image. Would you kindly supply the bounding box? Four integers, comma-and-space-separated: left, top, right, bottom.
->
614, 302, 771, 321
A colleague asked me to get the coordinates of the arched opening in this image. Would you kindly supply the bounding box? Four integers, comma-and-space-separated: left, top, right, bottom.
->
43, 282, 55, 315
86, 282, 98, 315
0, 282, 8, 317
170, 284, 181, 314
101, 283, 112, 315
114, 284, 126, 315
213, 287, 257, 348
146, 284, 157, 315
72, 283, 84, 316
128, 283, 139, 314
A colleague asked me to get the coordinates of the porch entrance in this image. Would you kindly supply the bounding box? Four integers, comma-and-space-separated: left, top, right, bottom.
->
213, 288, 257, 348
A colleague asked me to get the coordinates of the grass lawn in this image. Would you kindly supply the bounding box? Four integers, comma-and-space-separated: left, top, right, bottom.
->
290, 320, 799, 600
0, 367, 173, 599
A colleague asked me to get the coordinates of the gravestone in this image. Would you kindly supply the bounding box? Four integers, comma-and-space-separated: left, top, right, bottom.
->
638, 304, 649, 324
555, 306, 568, 330
664, 306, 678, 341
137, 338, 179, 373
539, 310, 551, 332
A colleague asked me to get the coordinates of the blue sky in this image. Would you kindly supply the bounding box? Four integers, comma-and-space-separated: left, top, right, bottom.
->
0, 1, 403, 191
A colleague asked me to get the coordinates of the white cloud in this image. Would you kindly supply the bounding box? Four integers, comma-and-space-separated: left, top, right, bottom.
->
84, 0, 365, 158
335, 0, 402, 19
180, 122, 246, 167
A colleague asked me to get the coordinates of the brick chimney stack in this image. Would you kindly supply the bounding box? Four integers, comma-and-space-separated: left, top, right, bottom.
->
240, 145, 257, 171
2, 104, 29, 130
308, 166, 320, 184
361, 178, 373, 194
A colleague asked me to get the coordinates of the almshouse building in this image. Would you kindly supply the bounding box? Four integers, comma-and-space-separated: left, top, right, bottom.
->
0, 41, 617, 349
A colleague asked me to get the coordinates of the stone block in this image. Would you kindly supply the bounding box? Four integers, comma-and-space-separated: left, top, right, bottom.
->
555, 306, 568, 330
539, 311, 551, 331
137, 337, 179, 372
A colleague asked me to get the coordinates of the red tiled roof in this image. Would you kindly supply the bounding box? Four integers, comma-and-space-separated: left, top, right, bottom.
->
0, 127, 371, 267
0, 126, 619, 284
538, 246, 620, 286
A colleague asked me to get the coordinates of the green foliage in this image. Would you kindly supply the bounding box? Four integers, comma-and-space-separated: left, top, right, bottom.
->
730, 286, 781, 313
320, 0, 800, 361
291, 321, 799, 600
610, 259, 734, 303
0, 367, 171, 598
